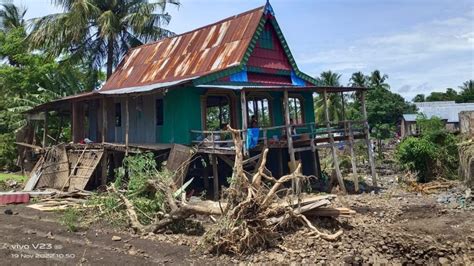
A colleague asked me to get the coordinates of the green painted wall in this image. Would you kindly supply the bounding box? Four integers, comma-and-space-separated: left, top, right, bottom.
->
303, 92, 315, 124
159, 87, 202, 144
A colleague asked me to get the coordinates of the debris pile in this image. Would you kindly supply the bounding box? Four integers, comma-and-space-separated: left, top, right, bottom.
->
200, 126, 351, 255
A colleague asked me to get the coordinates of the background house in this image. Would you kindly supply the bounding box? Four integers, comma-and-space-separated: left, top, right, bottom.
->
401, 101, 474, 138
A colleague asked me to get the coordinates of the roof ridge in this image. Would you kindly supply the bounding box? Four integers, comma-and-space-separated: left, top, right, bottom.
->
134, 5, 265, 50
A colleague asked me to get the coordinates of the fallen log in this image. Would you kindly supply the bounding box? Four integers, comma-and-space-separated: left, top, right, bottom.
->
305, 207, 356, 218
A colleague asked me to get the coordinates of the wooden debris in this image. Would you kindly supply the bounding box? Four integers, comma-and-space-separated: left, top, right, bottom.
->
200, 125, 354, 255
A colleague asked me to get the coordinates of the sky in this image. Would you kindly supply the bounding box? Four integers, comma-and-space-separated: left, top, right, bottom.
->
10, 0, 474, 101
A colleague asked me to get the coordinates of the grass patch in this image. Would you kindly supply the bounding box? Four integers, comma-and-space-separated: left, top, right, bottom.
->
59, 207, 83, 232
0, 172, 26, 182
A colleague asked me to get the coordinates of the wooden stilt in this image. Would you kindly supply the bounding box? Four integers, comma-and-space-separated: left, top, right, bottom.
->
361, 92, 377, 187
42, 112, 48, 148
212, 155, 219, 200
323, 89, 346, 193
102, 98, 107, 143
310, 139, 320, 178
283, 90, 297, 192
203, 160, 209, 195
101, 151, 108, 186
125, 97, 130, 156
240, 91, 248, 156
348, 122, 359, 192
72, 102, 78, 143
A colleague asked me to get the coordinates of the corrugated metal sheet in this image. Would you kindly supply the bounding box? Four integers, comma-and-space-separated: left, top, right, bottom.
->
0, 193, 30, 205
415, 101, 474, 123
101, 6, 265, 92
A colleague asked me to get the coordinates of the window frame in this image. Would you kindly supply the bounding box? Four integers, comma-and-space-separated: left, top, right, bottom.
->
201, 90, 237, 130
246, 92, 274, 128
286, 94, 305, 125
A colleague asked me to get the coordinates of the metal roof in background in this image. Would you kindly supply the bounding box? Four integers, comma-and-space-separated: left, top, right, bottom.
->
101, 6, 265, 92
405, 101, 474, 123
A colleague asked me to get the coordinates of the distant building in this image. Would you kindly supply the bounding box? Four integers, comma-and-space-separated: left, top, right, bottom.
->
401, 101, 474, 138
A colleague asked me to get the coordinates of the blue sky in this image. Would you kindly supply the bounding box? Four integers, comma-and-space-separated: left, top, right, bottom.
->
11, 0, 474, 100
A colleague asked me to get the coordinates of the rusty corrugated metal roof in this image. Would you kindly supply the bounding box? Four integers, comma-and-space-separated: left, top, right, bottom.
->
101, 6, 265, 92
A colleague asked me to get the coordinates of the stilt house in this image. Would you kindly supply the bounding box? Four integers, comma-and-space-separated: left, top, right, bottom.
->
24, 3, 376, 196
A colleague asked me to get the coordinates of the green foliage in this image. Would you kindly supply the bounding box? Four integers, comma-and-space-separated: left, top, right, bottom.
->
314, 71, 344, 122
415, 81, 473, 103
457, 80, 474, 103
114, 153, 172, 224
29, 0, 180, 78
426, 88, 458, 102
59, 208, 83, 232
412, 94, 425, 102
396, 116, 459, 182
396, 137, 437, 182
416, 115, 444, 133
0, 18, 90, 170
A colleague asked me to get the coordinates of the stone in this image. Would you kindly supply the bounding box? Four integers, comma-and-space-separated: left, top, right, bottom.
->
438, 257, 450, 264
112, 236, 122, 241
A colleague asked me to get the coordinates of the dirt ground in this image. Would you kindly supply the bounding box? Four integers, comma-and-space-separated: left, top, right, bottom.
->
1, 175, 473, 265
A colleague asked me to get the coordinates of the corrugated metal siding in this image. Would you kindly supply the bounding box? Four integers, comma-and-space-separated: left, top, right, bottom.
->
102, 6, 265, 92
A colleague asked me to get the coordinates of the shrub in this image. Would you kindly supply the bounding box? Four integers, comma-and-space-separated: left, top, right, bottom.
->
396, 116, 460, 182
396, 137, 437, 182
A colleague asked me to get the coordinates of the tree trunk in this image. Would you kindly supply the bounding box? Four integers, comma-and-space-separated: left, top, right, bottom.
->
106, 37, 114, 79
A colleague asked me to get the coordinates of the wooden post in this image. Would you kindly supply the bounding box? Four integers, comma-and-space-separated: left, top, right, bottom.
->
361, 91, 377, 187
203, 161, 209, 194
323, 89, 346, 193
55, 114, 64, 144
102, 98, 107, 143
310, 131, 320, 178
125, 97, 130, 156
348, 122, 359, 192
72, 102, 78, 143
212, 155, 219, 200
341, 92, 347, 135
240, 91, 248, 155
101, 151, 108, 186
42, 112, 48, 148
283, 89, 297, 192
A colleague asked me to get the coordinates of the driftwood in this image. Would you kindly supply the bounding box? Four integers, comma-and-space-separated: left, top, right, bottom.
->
200, 126, 348, 255
109, 125, 353, 254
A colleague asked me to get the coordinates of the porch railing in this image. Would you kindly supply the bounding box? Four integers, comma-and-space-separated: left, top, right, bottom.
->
190, 119, 367, 154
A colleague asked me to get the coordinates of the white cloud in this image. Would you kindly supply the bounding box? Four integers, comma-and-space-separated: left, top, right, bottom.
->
296, 12, 474, 100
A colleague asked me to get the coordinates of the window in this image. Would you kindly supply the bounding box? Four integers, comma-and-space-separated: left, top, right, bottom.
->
115, 102, 121, 127
156, 98, 164, 126
288, 97, 304, 124
205, 96, 230, 130
247, 96, 272, 127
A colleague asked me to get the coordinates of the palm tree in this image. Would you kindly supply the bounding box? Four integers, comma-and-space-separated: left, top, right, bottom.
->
368, 70, 390, 90
0, 4, 26, 31
29, 0, 180, 80
0, 4, 28, 66
349, 71, 368, 87
314, 71, 344, 123
348, 71, 368, 102
457, 80, 474, 103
